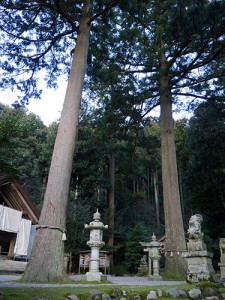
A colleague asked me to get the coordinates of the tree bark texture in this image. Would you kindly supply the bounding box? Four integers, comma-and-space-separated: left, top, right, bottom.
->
23, 0, 91, 282
108, 152, 115, 265
153, 169, 160, 228
159, 48, 187, 278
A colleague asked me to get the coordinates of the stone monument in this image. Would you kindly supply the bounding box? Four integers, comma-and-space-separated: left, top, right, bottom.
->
183, 214, 218, 283
82, 209, 108, 281
218, 238, 225, 282
140, 233, 162, 280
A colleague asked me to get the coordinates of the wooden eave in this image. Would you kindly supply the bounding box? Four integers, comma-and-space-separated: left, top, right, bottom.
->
0, 179, 40, 224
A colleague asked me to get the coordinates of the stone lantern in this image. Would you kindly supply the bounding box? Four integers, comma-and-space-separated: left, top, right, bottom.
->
140, 233, 162, 280
82, 209, 108, 281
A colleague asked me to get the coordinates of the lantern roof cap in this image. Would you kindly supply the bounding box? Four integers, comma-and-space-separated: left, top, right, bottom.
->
93, 209, 101, 221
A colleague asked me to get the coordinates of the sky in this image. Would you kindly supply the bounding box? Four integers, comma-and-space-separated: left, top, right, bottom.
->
0, 79, 191, 126
0, 81, 67, 126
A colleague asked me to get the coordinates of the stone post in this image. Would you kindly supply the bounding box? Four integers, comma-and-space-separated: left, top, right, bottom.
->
82, 209, 108, 281
218, 238, 225, 282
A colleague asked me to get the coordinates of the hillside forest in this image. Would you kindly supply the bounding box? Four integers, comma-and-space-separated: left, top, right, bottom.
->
1, 0, 225, 281
1, 98, 225, 274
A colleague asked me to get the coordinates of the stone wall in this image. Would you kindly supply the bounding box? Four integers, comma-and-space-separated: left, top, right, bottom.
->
66, 284, 225, 300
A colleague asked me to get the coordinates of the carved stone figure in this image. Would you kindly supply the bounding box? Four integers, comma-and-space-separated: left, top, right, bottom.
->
138, 255, 148, 275
140, 255, 147, 266
187, 214, 203, 240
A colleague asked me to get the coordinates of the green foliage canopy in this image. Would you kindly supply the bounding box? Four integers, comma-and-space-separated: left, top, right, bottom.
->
0, 0, 120, 103
184, 99, 225, 239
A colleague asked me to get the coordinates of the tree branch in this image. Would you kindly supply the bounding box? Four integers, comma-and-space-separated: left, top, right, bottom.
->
173, 92, 208, 101
54, 0, 78, 32
89, 0, 121, 24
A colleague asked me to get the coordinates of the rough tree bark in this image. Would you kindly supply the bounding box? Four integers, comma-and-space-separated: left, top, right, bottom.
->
153, 169, 160, 228
107, 152, 115, 265
23, 0, 91, 282
159, 45, 187, 279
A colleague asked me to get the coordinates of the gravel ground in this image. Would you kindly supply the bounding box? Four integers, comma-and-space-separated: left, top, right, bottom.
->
0, 274, 185, 288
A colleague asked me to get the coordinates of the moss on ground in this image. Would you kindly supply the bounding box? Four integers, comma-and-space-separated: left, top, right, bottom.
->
0, 283, 194, 300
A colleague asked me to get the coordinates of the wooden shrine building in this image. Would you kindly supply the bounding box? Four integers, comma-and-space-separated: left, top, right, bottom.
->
0, 176, 40, 259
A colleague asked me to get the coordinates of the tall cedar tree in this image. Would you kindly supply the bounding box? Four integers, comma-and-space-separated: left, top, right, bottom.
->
0, 0, 120, 282
88, 0, 225, 277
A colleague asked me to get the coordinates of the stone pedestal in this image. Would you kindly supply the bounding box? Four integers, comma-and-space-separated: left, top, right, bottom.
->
82, 272, 107, 282
184, 214, 218, 283
218, 238, 225, 282
218, 263, 225, 282
183, 250, 218, 283
148, 274, 162, 280
138, 265, 148, 274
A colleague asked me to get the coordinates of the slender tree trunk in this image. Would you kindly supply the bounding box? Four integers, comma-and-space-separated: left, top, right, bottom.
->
23, 0, 91, 282
133, 180, 136, 194
108, 152, 115, 265
147, 167, 150, 202
159, 44, 187, 279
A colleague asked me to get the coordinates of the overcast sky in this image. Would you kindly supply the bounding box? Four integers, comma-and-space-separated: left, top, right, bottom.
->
0, 81, 67, 126
1, 80, 191, 126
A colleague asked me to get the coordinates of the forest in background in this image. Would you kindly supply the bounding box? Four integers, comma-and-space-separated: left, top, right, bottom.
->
1, 0, 225, 281
1, 97, 225, 274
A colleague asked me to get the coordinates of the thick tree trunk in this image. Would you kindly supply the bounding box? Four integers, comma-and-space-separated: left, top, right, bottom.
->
108, 152, 115, 265
23, 0, 91, 282
159, 48, 187, 279
153, 169, 160, 228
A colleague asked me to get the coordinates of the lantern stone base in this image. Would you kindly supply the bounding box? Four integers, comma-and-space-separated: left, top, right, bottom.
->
148, 274, 163, 281
82, 272, 107, 282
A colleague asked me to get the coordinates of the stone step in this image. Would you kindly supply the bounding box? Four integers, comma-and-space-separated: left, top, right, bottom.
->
0, 258, 27, 273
